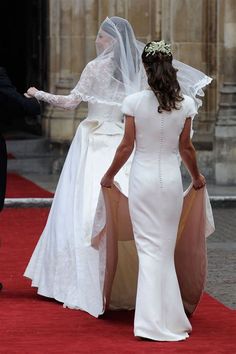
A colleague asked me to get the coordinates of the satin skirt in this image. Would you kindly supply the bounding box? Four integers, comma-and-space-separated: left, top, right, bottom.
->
93, 184, 215, 341
24, 118, 215, 335
24, 119, 131, 317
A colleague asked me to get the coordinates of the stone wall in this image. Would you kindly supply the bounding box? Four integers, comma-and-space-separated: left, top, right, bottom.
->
43, 0, 235, 183
215, 0, 236, 184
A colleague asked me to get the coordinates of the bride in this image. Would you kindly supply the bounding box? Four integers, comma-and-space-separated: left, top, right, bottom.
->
24, 17, 212, 318
24, 17, 146, 317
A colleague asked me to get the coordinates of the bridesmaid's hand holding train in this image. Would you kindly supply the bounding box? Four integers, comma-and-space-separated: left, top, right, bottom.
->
192, 173, 206, 190
100, 174, 114, 188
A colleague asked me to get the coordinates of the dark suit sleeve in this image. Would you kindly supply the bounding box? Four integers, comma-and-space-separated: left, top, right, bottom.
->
0, 135, 7, 211
0, 68, 41, 116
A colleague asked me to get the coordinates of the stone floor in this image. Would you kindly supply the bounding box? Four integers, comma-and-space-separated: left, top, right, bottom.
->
22, 173, 60, 193
206, 207, 236, 310
23, 173, 236, 196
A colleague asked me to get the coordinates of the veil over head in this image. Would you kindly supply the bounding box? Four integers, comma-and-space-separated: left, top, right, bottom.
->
173, 60, 212, 110
71, 16, 146, 106
71, 16, 212, 108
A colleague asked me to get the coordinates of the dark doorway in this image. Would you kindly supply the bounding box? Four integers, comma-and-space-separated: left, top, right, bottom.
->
0, 0, 48, 135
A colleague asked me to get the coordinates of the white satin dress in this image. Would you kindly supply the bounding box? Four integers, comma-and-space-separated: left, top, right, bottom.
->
24, 60, 132, 317
24, 60, 214, 335
121, 90, 198, 341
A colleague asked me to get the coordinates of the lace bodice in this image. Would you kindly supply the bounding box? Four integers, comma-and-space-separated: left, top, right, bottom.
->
35, 58, 123, 109
34, 60, 101, 110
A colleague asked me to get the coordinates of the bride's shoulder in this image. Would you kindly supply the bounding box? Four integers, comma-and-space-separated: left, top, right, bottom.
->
84, 59, 98, 71
83, 58, 112, 79
86, 56, 111, 69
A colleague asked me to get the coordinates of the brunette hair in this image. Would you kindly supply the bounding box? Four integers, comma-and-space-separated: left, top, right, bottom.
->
142, 42, 183, 113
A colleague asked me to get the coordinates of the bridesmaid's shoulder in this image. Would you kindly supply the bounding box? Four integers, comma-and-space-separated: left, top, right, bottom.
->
124, 90, 150, 103
181, 94, 195, 107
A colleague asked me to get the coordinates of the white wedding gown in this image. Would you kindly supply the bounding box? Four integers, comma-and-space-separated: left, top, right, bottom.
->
24, 84, 215, 340
24, 95, 132, 316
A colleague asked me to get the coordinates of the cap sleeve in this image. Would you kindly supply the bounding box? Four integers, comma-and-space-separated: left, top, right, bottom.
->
185, 96, 198, 119
121, 95, 136, 116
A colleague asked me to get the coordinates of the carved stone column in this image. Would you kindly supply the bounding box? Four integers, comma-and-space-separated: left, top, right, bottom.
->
44, 0, 160, 142
43, 0, 86, 141
161, 0, 217, 179
162, 0, 217, 146
97, 0, 158, 43
215, 0, 236, 184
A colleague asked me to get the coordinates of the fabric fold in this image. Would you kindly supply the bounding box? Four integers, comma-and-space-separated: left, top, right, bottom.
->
91, 184, 215, 314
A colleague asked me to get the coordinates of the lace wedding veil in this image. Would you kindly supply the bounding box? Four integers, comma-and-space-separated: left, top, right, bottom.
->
71, 16, 212, 109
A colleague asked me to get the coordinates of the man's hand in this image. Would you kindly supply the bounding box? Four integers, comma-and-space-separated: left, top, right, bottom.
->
25, 87, 39, 97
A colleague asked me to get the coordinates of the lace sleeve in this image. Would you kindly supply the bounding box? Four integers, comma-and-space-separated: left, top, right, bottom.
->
35, 91, 81, 110
34, 61, 97, 109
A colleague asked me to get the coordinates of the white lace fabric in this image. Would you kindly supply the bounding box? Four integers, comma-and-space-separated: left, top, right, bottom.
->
35, 17, 147, 108
35, 91, 81, 110
174, 59, 213, 109
34, 17, 212, 114
71, 58, 126, 106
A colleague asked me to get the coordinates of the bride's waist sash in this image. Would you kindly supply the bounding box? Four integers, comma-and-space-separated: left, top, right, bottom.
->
81, 119, 124, 135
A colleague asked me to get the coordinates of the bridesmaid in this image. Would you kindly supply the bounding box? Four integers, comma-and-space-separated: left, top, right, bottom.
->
101, 40, 207, 341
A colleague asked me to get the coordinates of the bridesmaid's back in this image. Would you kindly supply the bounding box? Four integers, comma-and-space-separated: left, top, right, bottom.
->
121, 90, 197, 156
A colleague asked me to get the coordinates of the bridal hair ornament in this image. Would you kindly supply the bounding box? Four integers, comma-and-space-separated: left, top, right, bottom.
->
145, 40, 172, 57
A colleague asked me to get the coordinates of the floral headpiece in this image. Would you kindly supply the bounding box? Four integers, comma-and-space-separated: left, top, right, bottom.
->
145, 40, 172, 57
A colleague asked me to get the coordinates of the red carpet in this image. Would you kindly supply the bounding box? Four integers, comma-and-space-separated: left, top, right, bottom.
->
0, 208, 235, 354
7, 153, 16, 159
6, 173, 54, 198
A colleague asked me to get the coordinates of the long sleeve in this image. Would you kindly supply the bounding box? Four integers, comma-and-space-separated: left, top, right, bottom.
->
34, 61, 96, 110
35, 91, 81, 110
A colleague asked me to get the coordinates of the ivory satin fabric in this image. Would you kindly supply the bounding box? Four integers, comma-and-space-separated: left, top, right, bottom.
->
98, 184, 215, 314
92, 91, 215, 341
24, 88, 215, 341
24, 102, 132, 317
93, 182, 214, 341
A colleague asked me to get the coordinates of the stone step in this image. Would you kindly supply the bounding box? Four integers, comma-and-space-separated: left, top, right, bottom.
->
5, 137, 65, 174
6, 137, 52, 156
7, 156, 58, 174
4, 196, 236, 208
5, 138, 216, 179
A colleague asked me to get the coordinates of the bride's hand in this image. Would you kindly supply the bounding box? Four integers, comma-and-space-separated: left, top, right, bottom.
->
100, 174, 114, 188
25, 87, 39, 97
192, 173, 206, 190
